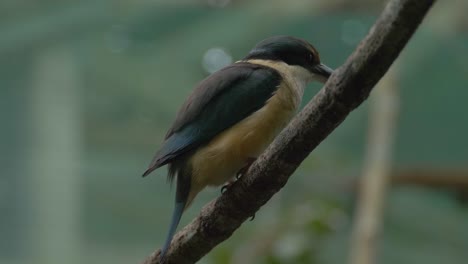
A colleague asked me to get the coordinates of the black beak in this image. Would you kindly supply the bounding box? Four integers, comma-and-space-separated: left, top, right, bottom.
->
311, 63, 334, 83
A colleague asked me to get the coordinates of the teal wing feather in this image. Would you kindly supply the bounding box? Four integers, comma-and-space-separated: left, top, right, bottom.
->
143, 62, 281, 177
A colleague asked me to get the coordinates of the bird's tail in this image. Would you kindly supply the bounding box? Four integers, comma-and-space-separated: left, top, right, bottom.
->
160, 163, 191, 260
160, 201, 185, 259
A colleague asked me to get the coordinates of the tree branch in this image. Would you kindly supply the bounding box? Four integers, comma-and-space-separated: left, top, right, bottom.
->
390, 169, 468, 191
143, 0, 436, 263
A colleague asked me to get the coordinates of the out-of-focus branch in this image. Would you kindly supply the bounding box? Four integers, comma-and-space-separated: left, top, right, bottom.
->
390, 170, 468, 190
143, 0, 436, 263
349, 66, 400, 264
350, 169, 468, 193
392, 169, 468, 203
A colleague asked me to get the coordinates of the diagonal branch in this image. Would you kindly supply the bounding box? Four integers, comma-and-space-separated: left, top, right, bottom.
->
143, 0, 436, 263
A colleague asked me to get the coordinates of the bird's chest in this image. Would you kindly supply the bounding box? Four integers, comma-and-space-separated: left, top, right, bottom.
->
190, 81, 303, 186
235, 83, 300, 156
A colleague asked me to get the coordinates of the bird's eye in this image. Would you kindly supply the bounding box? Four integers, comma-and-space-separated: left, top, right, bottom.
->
308, 53, 315, 62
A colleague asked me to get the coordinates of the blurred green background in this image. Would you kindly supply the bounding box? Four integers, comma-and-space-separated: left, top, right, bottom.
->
1, 0, 467, 264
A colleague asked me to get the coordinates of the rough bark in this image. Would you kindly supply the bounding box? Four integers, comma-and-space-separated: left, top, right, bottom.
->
143, 0, 436, 263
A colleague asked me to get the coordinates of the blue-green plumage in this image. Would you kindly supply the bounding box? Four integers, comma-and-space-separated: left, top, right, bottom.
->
143, 62, 281, 259
142, 63, 281, 177
142, 36, 333, 260
160, 158, 192, 259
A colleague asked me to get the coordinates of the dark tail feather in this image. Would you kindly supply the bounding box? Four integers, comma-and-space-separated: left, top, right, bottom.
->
160, 201, 185, 259
160, 164, 191, 260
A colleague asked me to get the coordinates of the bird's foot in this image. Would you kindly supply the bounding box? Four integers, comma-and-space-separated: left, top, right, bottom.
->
221, 157, 257, 194
236, 157, 257, 179
221, 179, 236, 194
249, 213, 256, 221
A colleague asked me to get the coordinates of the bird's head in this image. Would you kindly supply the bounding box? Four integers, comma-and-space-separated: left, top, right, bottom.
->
244, 36, 333, 84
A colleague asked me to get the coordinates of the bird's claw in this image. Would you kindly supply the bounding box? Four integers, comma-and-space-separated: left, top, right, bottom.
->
249, 213, 256, 221
237, 157, 256, 178
221, 180, 235, 194
221, 158, 256, 194
221, 184, 229, 194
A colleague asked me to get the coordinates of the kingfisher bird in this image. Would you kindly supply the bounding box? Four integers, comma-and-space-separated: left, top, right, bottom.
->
142, 35, 333, 258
